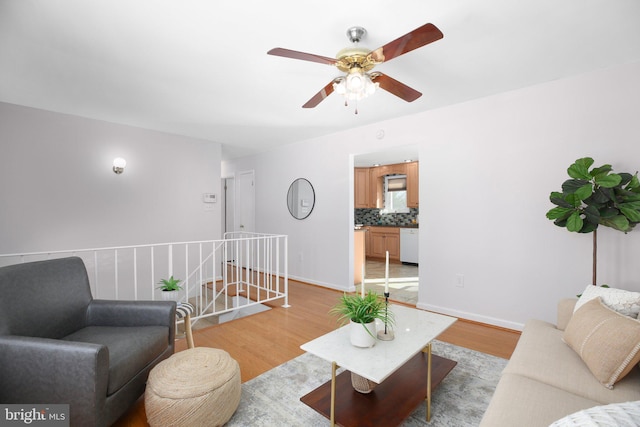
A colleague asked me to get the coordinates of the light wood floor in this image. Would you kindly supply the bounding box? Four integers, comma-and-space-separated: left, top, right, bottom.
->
113, 279, 521, 427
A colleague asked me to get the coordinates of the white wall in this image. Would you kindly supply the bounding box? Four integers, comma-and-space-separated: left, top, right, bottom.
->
0, 103, 222, 253
222, 61, 640, 330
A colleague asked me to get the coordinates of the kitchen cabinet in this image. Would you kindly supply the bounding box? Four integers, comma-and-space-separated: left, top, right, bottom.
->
368, 226, 400, 261
380, 163, 406, 176
406, 161, 419, 208
371, 170, 383, 209
354, 162, 418, 209
354, 167, 372, 208
364, 226, 372, 257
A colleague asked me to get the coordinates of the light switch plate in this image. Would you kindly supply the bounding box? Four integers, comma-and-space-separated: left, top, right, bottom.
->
202, 193, 217, 203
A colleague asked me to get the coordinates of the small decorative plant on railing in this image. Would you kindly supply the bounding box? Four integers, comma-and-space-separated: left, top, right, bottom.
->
546, 157, 640, 285
157, 276, 182, 292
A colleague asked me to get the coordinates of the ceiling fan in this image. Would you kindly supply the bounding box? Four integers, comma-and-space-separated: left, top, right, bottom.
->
267, 23, 443, 112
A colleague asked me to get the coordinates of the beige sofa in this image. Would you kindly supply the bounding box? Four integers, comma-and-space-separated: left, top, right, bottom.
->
480, 298, 640, 427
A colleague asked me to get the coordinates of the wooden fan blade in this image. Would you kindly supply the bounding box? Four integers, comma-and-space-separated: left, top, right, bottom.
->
370, 23, 443, 63
302, 81, 336, 108
372, 73, 422, 102
267, 48, 337, 66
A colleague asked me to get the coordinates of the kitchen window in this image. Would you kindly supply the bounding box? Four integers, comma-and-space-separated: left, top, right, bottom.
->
382, 174, 409, 213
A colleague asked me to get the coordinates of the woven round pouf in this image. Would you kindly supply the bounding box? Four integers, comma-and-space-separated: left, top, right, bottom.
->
145, 347, 241, 427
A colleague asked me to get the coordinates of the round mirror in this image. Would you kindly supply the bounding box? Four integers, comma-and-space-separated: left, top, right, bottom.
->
287, 178, 315, 220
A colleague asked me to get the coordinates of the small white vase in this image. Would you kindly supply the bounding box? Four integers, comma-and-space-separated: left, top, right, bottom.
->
161, 290, 180, 301
350, 320, 377, 348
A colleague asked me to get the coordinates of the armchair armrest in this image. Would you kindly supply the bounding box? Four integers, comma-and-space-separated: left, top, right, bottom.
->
86, 299, 176, 342
86, 299, 175, 326
557, 298, 578, 331
0, 335, 108, 412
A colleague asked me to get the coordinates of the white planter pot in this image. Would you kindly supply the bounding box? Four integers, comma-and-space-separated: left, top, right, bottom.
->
350, 320, 377, 348
161, 290, 180, 301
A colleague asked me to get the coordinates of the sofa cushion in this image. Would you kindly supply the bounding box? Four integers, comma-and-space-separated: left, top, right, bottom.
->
479, 373, 601, 427
63, 325, 169, 395
574, 285, 640, 318
503, 318, 640, 403
549, 401, 640, 426
564, 298, 640, 389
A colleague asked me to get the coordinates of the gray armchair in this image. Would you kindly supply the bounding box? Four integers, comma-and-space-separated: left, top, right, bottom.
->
0, 256, 176, 427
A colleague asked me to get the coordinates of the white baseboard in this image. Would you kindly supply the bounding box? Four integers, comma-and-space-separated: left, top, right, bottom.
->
287, 275, 352, 292
287, 277, 523, 331
416, 301, 525, 332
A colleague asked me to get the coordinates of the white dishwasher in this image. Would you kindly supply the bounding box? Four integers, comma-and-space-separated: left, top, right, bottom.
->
400, 228, 419, 265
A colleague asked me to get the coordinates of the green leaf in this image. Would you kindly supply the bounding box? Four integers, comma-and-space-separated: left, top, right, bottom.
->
554, 218, 568, 227
564, 193, 583, 207
546, 206, 573, 220
618, 172, 633, 186
595, 173, 622, 188
567, 211, 583, 232
620, 206, 640, 223
621, 201, 640, 210
600, 215, 630, 232
567, 157, 594, 180
618, 191, 640, 202
562, 179, 590, 194
625, 173, 640, 190
588, 187, 611, 204
549, 191, 573, 208
599, 207, 619, 219
574, 183, 594, 200
583, 205, 600, 225
579, 221, 598, 233
589, 164, 613, 178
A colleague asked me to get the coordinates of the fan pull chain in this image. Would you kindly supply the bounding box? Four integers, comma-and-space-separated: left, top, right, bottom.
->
343, 99, 359, 114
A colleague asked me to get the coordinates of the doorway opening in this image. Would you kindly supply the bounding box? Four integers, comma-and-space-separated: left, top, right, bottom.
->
353, 147, 419, 306
361, 259, 418, 305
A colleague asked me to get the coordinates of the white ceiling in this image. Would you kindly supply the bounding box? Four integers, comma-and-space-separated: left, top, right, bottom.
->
1, 0, 639, 164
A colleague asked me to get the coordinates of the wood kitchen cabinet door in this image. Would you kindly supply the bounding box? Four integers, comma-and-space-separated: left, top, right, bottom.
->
406, 161, 419, 208
354, 168, 371, 208
369, 227, 400, 261
385, 233, 400, 259
370, 232, 387, 258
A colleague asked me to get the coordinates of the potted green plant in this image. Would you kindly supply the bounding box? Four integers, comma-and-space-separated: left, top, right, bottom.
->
157, 275, 182, 301
329, 290, 394, 348
546, 157, 640, 285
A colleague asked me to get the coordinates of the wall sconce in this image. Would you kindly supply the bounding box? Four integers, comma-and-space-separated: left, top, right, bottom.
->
113, 157, 126, 174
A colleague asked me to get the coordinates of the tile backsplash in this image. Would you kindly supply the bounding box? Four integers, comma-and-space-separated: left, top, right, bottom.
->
355, 208, 419, 226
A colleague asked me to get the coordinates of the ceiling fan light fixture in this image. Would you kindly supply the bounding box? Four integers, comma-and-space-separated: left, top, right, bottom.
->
347, 72, 364, 90
333, 69, 378, 102
333, 77, 346, 95
268, 22, 442, 109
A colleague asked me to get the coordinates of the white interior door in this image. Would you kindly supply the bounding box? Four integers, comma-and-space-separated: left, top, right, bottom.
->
236, 170, 255, 233
223, 177, 235, 234
234, 171, 255, 271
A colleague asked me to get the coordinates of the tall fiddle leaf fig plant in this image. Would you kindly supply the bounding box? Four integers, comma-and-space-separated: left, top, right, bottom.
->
546, 157, 640, 285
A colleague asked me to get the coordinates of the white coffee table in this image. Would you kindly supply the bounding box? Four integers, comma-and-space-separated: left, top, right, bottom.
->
300, 305, 457, 426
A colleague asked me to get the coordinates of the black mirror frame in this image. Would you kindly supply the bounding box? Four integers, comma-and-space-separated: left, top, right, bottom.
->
287, 178, 315, 220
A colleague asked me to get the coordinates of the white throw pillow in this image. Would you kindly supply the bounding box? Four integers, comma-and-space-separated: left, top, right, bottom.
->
574, 285, 640, 318
549, 401, 640, 427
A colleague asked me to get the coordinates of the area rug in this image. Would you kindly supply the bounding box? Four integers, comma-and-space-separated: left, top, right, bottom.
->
226, 340, 507, 426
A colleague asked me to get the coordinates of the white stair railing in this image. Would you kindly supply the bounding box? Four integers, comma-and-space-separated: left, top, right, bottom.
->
0, 233, 289, 327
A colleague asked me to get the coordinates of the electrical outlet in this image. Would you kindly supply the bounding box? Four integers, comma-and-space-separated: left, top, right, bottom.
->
455, 274, 464, 288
